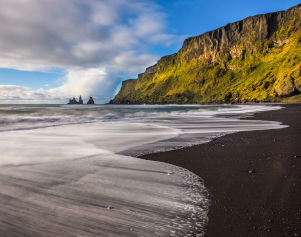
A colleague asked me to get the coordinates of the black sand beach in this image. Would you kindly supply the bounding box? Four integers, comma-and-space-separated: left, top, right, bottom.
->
142, 104, 301, 237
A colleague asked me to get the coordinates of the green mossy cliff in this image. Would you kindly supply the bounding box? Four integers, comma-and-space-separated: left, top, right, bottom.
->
111, 4, 301, 104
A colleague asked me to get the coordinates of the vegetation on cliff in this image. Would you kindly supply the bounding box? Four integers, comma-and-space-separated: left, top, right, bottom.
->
111, 4, 301, 104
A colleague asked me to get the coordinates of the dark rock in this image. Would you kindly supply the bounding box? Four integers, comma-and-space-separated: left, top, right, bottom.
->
78, 96, 83, 104
67, 96, 84, 105
87, 96, 95, 105
68, 97, 78, 104
144, 64, 157, 74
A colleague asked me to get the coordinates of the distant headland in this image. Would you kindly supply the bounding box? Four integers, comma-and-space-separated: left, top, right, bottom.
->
67, 96, 95, 104
111, 4, 301, 104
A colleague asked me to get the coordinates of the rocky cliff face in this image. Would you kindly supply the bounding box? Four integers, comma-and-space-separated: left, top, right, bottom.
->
111, 4, 301, 104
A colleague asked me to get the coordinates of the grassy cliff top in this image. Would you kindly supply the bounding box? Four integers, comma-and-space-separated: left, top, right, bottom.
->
111, 4, 301, 104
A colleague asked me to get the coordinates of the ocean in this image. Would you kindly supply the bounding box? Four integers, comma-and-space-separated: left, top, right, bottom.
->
0, 104, 286, 236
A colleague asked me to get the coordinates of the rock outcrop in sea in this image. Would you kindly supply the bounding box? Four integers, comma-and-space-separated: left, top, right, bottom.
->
68, 96, 83, 104
111, 4, 301, 104
67, 96, 95, 104
87, 96, 95, 104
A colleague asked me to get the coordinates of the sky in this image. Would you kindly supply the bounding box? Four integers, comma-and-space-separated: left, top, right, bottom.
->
0, 0, 299, 104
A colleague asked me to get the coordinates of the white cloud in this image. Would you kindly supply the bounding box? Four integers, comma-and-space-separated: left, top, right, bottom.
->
50, 68, 121, 102
134, 13, 164, 37
113, 51, 157, 73
0, 0, 182, 103
0, 85, 55, 103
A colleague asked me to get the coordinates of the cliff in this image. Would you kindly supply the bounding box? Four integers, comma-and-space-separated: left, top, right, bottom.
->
111, 4, 301, 104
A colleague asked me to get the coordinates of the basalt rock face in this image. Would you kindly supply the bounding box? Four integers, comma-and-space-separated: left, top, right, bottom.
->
68, 96, 83, 104
111, 79, 137, 104
111, 4, 301, 104
87, 96, 95, 104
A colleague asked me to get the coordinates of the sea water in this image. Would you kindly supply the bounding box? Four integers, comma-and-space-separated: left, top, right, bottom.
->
0, 104, 286, 236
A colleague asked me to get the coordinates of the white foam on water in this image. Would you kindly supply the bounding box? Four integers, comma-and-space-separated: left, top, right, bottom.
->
0, 104, 286, 236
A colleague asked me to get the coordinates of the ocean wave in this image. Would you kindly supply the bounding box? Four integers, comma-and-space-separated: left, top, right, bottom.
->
0, 104, 286, 236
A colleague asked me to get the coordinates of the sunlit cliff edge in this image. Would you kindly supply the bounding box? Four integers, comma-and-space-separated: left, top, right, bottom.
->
111, 4, 301, 104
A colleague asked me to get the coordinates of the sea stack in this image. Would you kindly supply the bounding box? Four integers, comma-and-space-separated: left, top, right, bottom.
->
67, 96, 84, 104
78, 96, 83, 104
68, 97, 78, 104
87, 96, 95, 104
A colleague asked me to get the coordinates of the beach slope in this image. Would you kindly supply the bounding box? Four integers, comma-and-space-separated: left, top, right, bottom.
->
142, 104, 301, 236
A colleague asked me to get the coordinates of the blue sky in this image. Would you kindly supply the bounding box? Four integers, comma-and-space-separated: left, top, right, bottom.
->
0, 68, 65, 89
0, 0, 299, 103
160, 0, 300, 37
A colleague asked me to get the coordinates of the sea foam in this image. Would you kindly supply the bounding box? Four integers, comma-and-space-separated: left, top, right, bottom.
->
0, 104, 286, 236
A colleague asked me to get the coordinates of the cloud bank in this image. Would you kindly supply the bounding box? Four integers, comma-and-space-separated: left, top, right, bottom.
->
0, 0, 180, 103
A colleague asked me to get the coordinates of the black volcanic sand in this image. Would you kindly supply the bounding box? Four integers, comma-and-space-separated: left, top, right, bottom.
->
141, 104, 301, 237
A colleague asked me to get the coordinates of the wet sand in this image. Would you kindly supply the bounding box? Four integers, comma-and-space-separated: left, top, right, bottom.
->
0, 153, 209, 237
142, 104, 301, 237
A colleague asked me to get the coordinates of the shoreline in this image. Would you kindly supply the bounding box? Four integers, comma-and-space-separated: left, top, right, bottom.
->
141, 104, 301, 236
